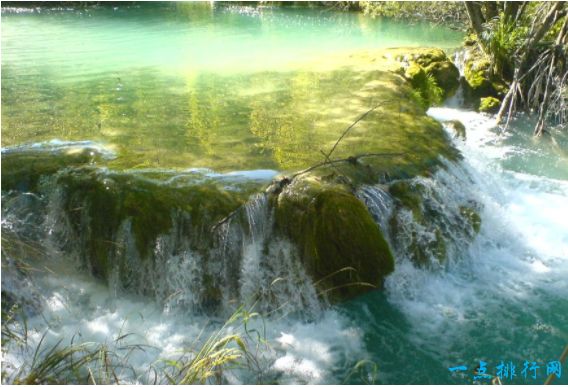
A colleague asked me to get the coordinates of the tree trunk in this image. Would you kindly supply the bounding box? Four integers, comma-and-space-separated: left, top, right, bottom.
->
484, 1, 498, 20
464, 1, 487, 52
464, 2, 486, 35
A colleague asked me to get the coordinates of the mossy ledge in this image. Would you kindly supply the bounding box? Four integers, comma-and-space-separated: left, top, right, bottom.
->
2, 47, 469, 306
270, 175, 394, 302
1, 145, 108, 192
55, 167, 246, 280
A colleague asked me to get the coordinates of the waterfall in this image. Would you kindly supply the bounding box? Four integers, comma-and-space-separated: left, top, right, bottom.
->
4, 108, 566, 384
1, 163, 324, 319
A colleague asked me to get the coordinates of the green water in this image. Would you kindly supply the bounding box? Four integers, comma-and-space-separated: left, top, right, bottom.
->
1, 2, 462, 172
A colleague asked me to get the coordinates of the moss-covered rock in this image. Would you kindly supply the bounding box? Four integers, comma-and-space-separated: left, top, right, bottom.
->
462, 48, 509, 108
272, 176, 394, 301
404, 62, 443, 109
464, 57, 492, 93
387, 179, 482, 267
1, 145, 106, 192
460, 206, 482, 234
425, 60, 461, 98
56, 167, 246, 280
388, 180, 424, 221
479, 96, 501, 114
388, 47, 460, 101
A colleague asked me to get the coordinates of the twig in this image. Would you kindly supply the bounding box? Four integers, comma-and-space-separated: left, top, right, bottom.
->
324, 100, 396, 161
290, 152, 405, 180
210, 152, 404, 233
211, 101, 403, 233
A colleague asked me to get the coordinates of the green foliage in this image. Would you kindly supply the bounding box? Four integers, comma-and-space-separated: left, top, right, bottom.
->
360, 1, 467, 29
6, 335, 111, 385
424, 74, 445, 107
160, 306, 265, 384
545, 15, 568, 40
481, 13, 528, 79
405, 63, 444, 109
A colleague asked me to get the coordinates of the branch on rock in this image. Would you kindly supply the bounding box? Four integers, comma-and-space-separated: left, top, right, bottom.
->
210, 151, 405, 233
211, 101, 405, 232
290, 152, 406, 180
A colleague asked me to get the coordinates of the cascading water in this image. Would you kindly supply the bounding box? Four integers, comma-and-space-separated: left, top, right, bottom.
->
1, 146, 360, 383
3, 106, 568, 383
2, 4, 567, 384
339, 108, 568, 384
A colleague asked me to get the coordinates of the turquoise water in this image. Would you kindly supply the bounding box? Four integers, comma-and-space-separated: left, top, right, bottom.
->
2, 3, 568, 385
2, 3, 461, 75
1, 2, 462, 171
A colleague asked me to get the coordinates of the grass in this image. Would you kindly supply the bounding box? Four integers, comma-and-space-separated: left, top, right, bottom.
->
159, 306, 266, 385
1, 303, 268, 385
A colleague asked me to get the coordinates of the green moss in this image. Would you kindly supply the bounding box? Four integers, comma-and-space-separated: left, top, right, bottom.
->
464, 58, 492, 90
404, 62, 438, 109
389, 48, 460, 100
479, 96, 501, 113
463, 50, 509, 104
273, 176, 394, 301
423, 60, 460, 98
57, 167, 245, 279
387, 180, 449, 267
1, 147, 101, 192
388, 180, 424, 221
388, 179, 483, 267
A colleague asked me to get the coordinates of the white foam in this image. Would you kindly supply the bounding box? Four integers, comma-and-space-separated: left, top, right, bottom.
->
382, 107, 568, 355
1, 139, 116, 159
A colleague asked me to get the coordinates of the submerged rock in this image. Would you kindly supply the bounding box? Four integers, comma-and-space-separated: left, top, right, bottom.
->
443, 119, 467, 140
